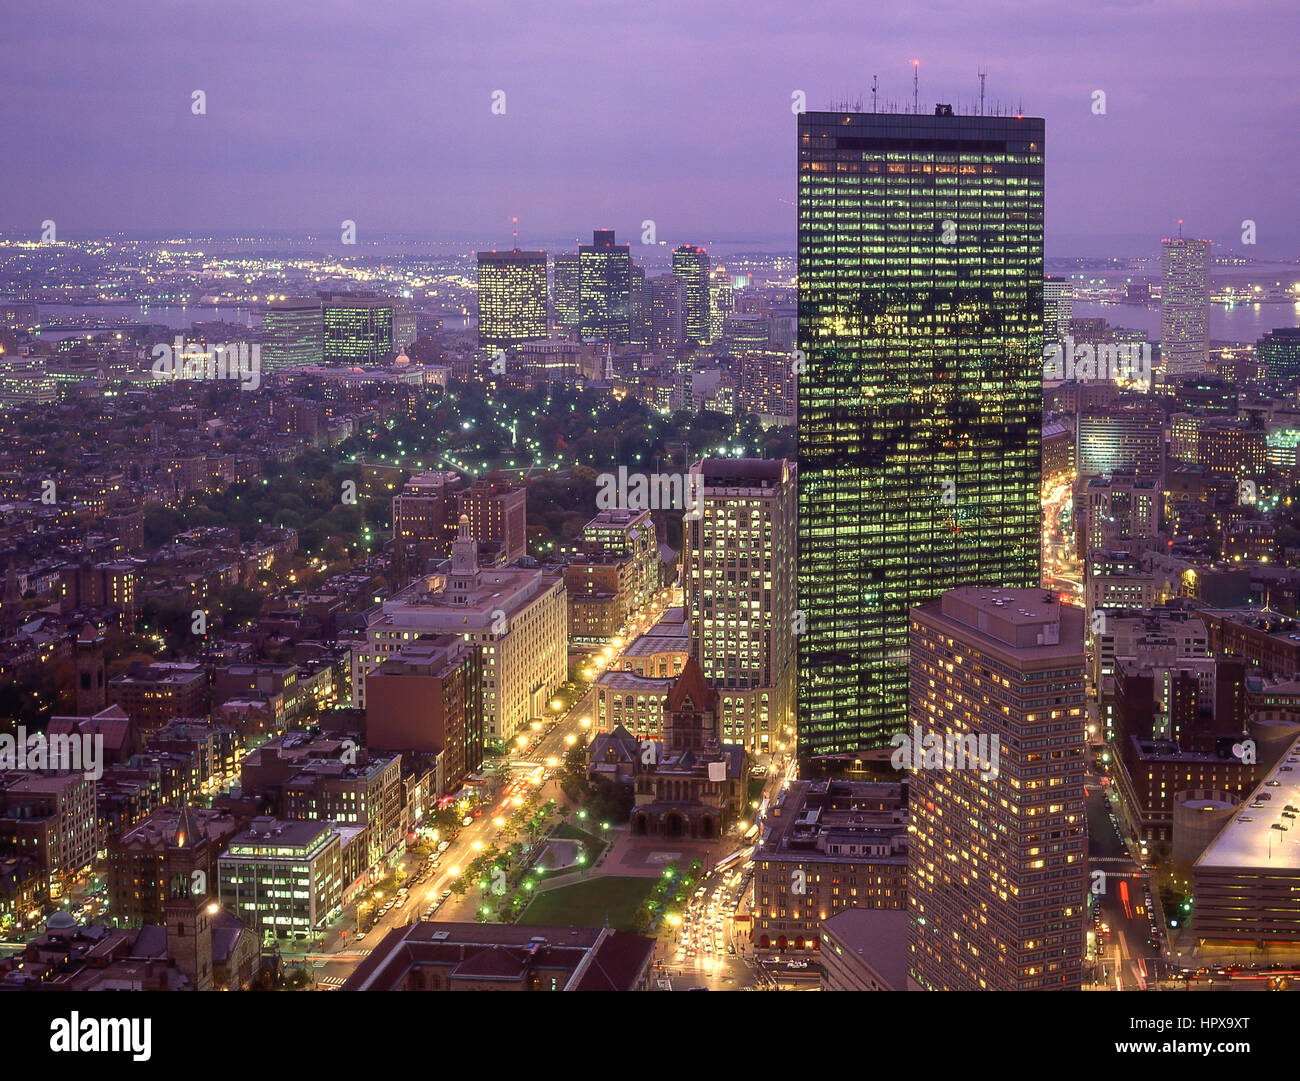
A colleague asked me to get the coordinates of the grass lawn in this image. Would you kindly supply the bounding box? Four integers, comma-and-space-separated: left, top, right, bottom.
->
515, 875, 655, 932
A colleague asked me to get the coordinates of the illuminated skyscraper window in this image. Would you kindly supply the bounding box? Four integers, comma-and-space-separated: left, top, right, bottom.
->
797, 108, 1045, 756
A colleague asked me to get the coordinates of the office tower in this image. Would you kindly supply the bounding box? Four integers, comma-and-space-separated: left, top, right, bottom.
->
709, 278, 734, 343
262, 298, 323, 372
647, 274, 685, 352
1258, 327, 1300, 382
581, 507, 657, 609
683, 458, 796, 753
579, 229, 632, 344
321, 294, 416, 365
1075, 407, 1165, 479
672, 245, 712, 345
1043, 276, 1073, 344
797, 108, 1045, 756
476, 249, 548, 349
455, 475, 527, 565
1160, 235, 1211, 377
908, 587, 1088, 991
629, 264, 647, 346
553, 253, 581, 332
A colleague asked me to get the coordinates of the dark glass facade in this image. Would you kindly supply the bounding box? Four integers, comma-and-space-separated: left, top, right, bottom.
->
579, 229, 631, 344
796, 109, 1045, 756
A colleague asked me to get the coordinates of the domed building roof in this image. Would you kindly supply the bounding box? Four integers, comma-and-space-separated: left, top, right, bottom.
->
46, 911, 78, 932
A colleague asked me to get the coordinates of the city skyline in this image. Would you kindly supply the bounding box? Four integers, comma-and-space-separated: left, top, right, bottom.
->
2, 1, 1298, 257
2, 0, 1300, 1019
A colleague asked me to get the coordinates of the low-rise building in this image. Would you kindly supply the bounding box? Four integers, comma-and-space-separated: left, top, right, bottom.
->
751, 780, 908, 953
217, 817, 344, 939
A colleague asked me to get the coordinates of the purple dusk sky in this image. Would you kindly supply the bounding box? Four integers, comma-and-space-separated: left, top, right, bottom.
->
2, 0, 1297, 256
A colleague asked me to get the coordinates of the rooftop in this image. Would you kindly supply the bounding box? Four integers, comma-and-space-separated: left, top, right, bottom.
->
1195, 732, 1300, 871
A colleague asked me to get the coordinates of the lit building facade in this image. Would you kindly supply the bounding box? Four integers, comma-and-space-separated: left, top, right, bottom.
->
477, 249, 548, 349
671, 245, 711, 345
262, 299, 324, 372
579, 230, 631, 344
797, 109, 1045, 755
1160, 235, 1211, 378
684, 457, 796, 753
907, 587, 1088, 991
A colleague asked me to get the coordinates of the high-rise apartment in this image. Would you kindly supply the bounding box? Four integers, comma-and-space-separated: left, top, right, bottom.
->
647, 274, 685, 352
907, 587, 1088, 991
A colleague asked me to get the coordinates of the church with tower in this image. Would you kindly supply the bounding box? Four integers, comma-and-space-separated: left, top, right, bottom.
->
589, 659, 749, 839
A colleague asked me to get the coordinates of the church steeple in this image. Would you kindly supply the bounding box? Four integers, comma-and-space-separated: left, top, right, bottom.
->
164, 804, 214, 991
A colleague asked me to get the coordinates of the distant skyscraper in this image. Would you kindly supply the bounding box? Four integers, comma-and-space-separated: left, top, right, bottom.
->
683, 458, 797, 753
553, 253, 581, 332
1160, 234, 1211, 377
1043, 276, 1073, 345
672, 245, 711, 345
647, 274, 684, 351
907, 587, 1088, 991
629, 264, 647, 347
262, 298, 323, 372
797, 109, 1045, 757
321, 294, 416, 365
476, 249, 548, 349
579, 229, 631, 344
1257, 327, 1300, 382
709, 277, 733, 343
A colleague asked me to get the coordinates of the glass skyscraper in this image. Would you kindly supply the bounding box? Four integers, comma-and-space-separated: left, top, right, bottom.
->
671, 244, 712, 345
796, 108, 1045, 757
579, 229, 631, 344
262, 298, 323, 373
553, 253, 580, 332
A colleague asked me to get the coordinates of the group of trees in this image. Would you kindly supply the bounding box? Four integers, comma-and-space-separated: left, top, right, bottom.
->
559, 740, 634, 824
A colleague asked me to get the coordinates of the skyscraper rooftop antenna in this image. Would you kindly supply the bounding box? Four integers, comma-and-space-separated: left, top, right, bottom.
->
511, 216, 518, 250
978, 70, 986, 116
912, 59, 920, 114
872, 74, 878, 113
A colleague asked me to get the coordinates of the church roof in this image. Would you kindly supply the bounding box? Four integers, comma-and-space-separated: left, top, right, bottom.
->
666, 657, 716, 713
